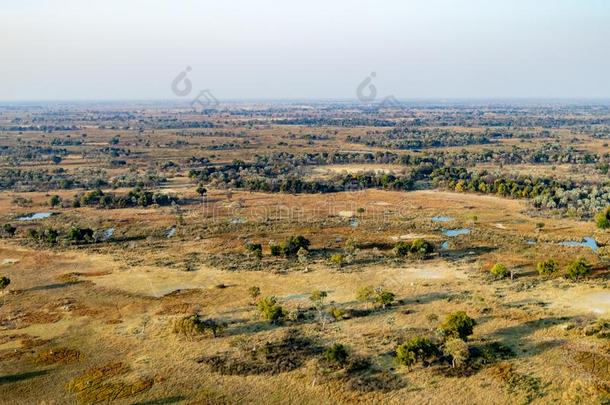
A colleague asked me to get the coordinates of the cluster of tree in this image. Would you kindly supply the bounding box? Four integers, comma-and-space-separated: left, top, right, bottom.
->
190, 160, 421, 194
430, 167, 610, 217
393, 239, 434, 259
347, 128, 508, 150
493, 259, 593, 281
74, 188, 178, 209
173, 314, 225, 337
273, 117, 396, 127
0, 145, 69, 164
246, 235, 311, 259
27, 227, 60, 245
396, 312, 475, 369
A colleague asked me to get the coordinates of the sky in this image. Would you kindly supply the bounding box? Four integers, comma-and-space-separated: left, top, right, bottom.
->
1, 0, 610, 101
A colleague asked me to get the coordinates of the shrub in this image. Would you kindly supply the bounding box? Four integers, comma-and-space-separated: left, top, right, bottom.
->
566, 258, 592, 280
67, 227, 94, 243
443, 338, 469, 368
356, 286, 375, 303
0, 276, 10, 290
410, 238, 434, 257
490, 263, 509, 278
536, 259, 559, 276
49, 195, 62, 207
297, 247, 309, 263
393, 241, 410, 257
3, 224, 16, 237
173, 315, 224, 337
248, 286, 261, 301
375, 288, 395, 308
595, 206, 610, 229
310, 290, 327, 306
355, 286, 394, 308
329, 253, 345, 268
269, 243, 282, 256
324, 343, 349, 366
257, 296, 286, 324
245, 242, 263, 259
439, 312, 476, 340
280, 235, 311, 256
328, 307, 347, 320
195, 183, 207, 198
396, 337, 440, 368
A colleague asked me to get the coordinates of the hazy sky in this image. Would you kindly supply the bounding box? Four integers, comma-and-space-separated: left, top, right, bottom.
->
1, 0, 610, 101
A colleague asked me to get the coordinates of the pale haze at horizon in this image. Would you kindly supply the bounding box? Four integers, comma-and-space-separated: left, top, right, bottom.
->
1, 0, 609, 101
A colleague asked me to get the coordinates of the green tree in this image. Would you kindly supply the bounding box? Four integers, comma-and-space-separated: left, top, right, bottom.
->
439, 311, 476, 340
566, 258, 592, 281
310, 290, 328, 307
0, 276, 10, 291
443, 338, 469, 368
595, 206, 610, 229
329, 253, 345, 268
195, 183, 207, 200
257, 296, 286, 324
248, 286, 261, 302
324, 343, 349, 367
490, 263, 509, 278
537, 259, 559, 276
410, 238, 434, 258
280, 235, 311, 256
3, 224, 16, 237
393, 241, 410, 257
49, 195, 62, 207
396, 337, 440, 368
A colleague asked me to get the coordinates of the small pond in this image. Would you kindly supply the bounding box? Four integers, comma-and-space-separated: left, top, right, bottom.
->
432, 216, 454, 223
559, 237, 599, 252
17, 212, 53, 221
443, 228, 471, 237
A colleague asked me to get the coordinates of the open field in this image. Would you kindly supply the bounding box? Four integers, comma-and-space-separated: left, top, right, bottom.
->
0, 102, 609, 404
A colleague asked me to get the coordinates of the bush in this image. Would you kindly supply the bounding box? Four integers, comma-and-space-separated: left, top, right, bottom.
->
269, 244, 282, 256
410, 238, 434, 257
375, 289, 395, 308
396, 337, 440, 368
3, 224, 16, 237
356, 286, 375, 304
324, 343, 349, 366
245, 242, 263, 259
537, 259, 559, 276
328, 307, 347, 320
0, 276, 10, 290
257, 296, 286, 324
297, 247, 309, 263
393, 241, 410, 257
490, 263, 509, 278
595, 206, 610, 229
310, 290, 327, 306
355, 286, 395, 309
443, 338, 469, 368
394, 239, 433, 258
248, 286, 261, 301
566, 258, 592, 280
49, 195, 62, 207
67, 227, 94, 243
329, 253, 345, 268
245, 242, 262, 253
439, 312, 476, 340
173, 315, 224, 337
280, 235, 310, 256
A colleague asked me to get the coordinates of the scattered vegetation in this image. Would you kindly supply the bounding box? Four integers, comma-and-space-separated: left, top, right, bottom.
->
566, 258, 592, 280
438, 311, 476, 340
